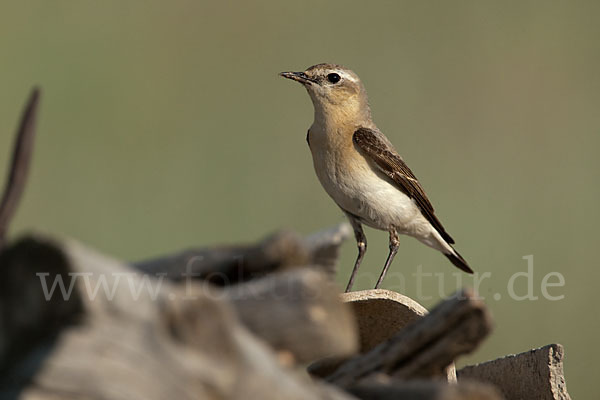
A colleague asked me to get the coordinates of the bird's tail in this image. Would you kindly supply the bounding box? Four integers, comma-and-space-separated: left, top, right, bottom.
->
444, 248, 473, 274
424, 229, 474, 274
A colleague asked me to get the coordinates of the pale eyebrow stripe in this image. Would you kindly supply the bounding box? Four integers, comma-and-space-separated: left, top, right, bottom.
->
338, 70, 358, 83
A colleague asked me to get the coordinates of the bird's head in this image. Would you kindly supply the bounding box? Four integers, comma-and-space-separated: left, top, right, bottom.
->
280, 63, 371, 125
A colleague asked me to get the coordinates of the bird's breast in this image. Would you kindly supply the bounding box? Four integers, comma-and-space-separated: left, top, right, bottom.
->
307, 126, 422, 231
308, 126, 360, 194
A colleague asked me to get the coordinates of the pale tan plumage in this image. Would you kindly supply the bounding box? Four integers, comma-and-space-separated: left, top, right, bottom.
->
281, 63, 472, 291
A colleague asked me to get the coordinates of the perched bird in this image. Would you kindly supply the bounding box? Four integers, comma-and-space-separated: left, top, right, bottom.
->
280, 63, 473, 292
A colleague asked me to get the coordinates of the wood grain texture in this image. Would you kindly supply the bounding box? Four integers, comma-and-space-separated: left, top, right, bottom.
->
0, 233, 356, 400
133, 223, 351, 284
225, 268, 357, 363
324, 288, 492, 387
458, 344, 571, 400
348, 377, 504, 400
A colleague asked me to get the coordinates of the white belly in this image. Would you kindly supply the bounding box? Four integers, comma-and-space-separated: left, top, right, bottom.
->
311, 142, 432, 239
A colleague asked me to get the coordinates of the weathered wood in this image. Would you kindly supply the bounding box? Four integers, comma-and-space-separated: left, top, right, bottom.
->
309, 289, 456, 382
301, 223, 352, 277
133, 223, 351, 284
348, 377, 504, 400
341, 290, 428, 352
0, 234, 357, 400
0, 237, 83, 374
457, 344, 571, 400
224, 268, 358, 363
324, 288, 493, 387
0, 88, 40, 250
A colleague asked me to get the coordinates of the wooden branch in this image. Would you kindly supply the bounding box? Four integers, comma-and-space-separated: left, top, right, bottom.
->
0, 88, 40, 250
457, 344, 571, 400
224, 268, 358, 363
324, 288, 493, 387
132, 223, 351, 285
348, 377, 503, 400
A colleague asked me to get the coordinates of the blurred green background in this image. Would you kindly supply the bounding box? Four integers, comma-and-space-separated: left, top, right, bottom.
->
1, 0, 598, 396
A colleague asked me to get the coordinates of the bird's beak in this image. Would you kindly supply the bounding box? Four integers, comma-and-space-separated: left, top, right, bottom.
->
279, 71, 315, 85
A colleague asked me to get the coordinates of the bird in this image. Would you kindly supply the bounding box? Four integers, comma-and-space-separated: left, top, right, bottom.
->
280, 63, 473, 292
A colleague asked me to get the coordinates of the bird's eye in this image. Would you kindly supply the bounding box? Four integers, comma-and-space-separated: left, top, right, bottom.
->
327, 73, 341, 84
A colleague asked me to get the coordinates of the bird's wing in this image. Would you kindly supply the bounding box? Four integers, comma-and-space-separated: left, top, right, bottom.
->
353, 127, 455, 244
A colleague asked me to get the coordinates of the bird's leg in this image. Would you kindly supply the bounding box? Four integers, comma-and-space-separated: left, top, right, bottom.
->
344, 214, 367, 293
375, 227, 399, 289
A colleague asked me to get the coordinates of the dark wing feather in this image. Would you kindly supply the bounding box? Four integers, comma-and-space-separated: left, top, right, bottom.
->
353, 127, 455, 244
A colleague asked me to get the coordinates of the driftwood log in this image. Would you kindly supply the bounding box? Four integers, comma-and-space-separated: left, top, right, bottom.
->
133, 223, 351, 284
0, 233, 505, 400
348, 377, 503, 400
223, 268, 357, 363
0, 234, 357, 400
